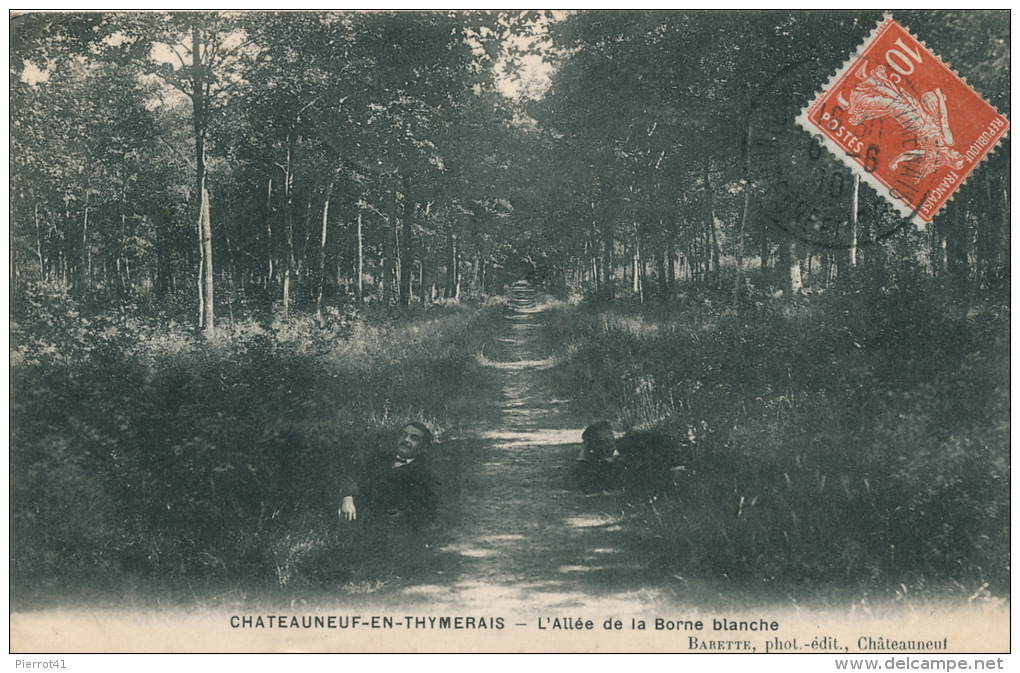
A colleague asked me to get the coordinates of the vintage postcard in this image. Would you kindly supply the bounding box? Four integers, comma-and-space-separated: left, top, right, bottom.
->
8, 10, 1010, 659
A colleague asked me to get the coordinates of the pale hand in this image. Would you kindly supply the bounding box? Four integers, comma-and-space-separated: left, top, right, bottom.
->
339, 496, 357, 521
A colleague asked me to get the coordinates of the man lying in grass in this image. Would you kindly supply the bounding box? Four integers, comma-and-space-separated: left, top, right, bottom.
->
575, 421, 685, 495
574, 421, 621, 493
338, 422, 441, 529
330, 422, 443, 580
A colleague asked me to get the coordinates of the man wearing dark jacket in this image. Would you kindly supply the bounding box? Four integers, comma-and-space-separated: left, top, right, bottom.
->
338, 422, 440, 530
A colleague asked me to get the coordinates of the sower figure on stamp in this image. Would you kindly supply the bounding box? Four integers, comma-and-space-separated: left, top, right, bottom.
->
336, 422, 442, 574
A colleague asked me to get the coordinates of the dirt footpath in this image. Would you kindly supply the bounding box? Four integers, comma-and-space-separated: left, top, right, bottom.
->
393, 281, 676, 613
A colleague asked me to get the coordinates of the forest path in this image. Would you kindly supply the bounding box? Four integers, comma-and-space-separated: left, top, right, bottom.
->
370, 281, 690, 616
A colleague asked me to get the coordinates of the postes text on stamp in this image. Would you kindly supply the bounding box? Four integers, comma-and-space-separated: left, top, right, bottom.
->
796, 16, 1009, 225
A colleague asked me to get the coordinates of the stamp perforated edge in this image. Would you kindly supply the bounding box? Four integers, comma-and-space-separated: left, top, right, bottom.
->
794, 14, 1010, 227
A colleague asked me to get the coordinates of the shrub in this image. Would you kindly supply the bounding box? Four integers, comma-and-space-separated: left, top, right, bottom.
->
10, 293, 497, 596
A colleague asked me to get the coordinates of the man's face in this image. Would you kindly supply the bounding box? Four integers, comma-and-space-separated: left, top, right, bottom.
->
397, 424, 428, 458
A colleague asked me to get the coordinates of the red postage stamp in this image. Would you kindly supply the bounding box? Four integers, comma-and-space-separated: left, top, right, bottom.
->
796, 16, 1009, 225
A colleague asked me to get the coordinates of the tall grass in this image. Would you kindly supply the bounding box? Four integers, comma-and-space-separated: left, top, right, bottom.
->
10, 290, 500, 599
539, 276, 1009, 595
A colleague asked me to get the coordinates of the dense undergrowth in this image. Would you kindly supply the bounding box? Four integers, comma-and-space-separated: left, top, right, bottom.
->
10, 288, 499, 599
540, 273, 1009, 597
9, 272, 1010, 603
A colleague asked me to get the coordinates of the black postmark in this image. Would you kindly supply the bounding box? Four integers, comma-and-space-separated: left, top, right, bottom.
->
747, 60, 923, 249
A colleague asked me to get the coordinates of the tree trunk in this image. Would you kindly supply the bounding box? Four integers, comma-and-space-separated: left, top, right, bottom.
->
759, 212, 771, 276
636, 257, 646, 304
192, 21, 214, 337
356, 208, 364, 304
661, 246, 670, 293
632, 235, 643, 301
301, 199, 313, 280
936, 218, 948, 274
419, 255, 428, 305
601, 228, 615, 303
63, 193, 73, 290
847, 173, 860, 270
399, 175, 414, 308
81, 197, 91, 288
733, 181, 750, 306
282, 138, 296, 317
823, 250, 835, 287
454, 251, 461, 300
265, 178, 274, 285
117, 159, 130, 294
197, 198, 205, 325
780, 236, 802, 296
734, 101, 753, 305
154, 204, 170, 299
446, 223, 463, 299
667, 244, 677, 293
198, 185, 214, 336
622, 243, 631, 289
34, 202, 45, 281
975, 178, 998, 286
946, 199, 970, 296
927, 213, 940, 276
631, 240, 639, 295
705, 167, 720, 285
383, 179, 397, 305
316, 183, 332, 322
419, 201, 433, 304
